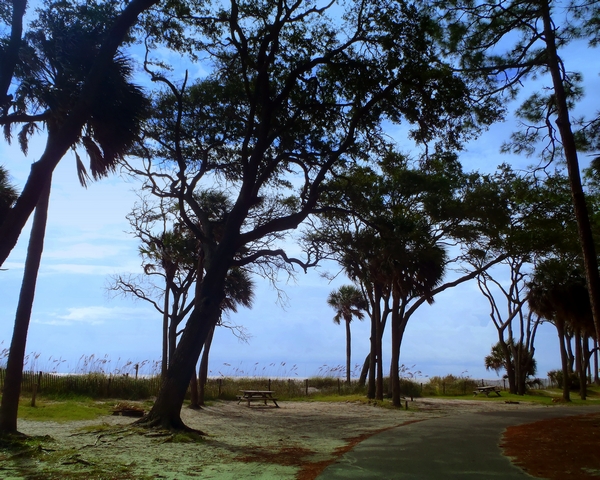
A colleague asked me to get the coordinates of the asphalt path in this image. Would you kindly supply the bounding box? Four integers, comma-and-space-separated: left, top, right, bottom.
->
317, 405, 600, 480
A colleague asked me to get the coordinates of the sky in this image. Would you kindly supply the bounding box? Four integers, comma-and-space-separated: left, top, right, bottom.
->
1, 7, 599, 383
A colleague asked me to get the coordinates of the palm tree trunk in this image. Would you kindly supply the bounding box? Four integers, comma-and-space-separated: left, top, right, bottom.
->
499, 338, 516, 394
345, 320, 351, 385
375, 306, 384, 401
575, 331, 586, 400
556, 320, 571, 402
390, 294, 401, 407
367, 288, 381, 399
541, 0, 600, 345
0, 176, 51, 433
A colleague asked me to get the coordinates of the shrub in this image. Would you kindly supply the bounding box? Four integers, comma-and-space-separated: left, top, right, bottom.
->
423, 374, 478, 396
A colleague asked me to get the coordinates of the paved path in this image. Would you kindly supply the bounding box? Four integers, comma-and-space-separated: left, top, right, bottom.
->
317, 405, 600, 479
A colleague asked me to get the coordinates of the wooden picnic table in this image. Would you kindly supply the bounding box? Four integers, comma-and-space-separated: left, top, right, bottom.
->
238, 390, 279, 407
473, 385, 502, 397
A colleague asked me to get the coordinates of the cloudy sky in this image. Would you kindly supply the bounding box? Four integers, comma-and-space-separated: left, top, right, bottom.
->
1, 14, 599, 382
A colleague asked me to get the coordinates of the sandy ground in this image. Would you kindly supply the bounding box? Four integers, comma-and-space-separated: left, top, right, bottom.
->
1, 398, 553, 480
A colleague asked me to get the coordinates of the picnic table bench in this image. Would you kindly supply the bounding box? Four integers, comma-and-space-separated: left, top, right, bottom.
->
473, 385, 502, 397
237, 390, 279, 407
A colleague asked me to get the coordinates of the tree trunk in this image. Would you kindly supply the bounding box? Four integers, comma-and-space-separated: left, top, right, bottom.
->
0, 176, 51, 434
136, 243, 230, 430
594, 338, 599, 385
161, 274, 172, 380
575, 332, 586, 400
358, 353, 369, 387
499, 338, 516, 394
367, 290, 380, 399
345, 320, 351, 385
390, 294, 401, 407
375, 308, 384, 401
565, 332, 575, 373
198, 324, 215, 406
556, 320, 571, 402
189, 369, 200, 409
541, 0, 600, 346
168, 308, 178, 370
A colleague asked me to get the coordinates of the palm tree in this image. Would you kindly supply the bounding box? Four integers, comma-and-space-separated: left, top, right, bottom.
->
485, 341, 537, 380
0, 166, 18, 227
0, 4, 148, 434
327, 285, 367, 385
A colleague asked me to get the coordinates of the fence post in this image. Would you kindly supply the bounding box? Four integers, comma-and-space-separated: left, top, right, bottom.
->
305, 379, 308, 396
31, 371, 42, 407
135, 364, 139, 380
268, 378, 271, 391
338, 378, 341, 395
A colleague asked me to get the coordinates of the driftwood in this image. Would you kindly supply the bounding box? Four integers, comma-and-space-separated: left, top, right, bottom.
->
112, 402, 145, 417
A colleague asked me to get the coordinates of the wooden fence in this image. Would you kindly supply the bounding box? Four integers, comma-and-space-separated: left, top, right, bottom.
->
0, 369, 163, 399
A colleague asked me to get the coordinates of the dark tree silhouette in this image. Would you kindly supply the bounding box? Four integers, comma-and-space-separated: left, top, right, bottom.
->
0, 165, 18, 227
131, 0, 498, 430
0, 1, 150, 435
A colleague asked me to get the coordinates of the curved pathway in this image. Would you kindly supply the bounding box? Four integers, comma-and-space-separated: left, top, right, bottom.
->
317, 405, 600, 479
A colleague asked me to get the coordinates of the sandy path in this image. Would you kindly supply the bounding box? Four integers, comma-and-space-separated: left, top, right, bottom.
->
3, 398, 550, 480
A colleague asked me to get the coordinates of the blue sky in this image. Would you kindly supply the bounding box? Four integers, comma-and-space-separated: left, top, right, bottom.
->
1, 16, 599, 382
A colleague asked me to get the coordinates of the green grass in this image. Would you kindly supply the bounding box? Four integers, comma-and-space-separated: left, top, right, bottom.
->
434, 385, 600, 405
17, 397, 114, 422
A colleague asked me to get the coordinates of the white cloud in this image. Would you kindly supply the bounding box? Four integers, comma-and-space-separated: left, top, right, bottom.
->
42, 261, 141, 276
43, 243, 130, 260
37, 305, 151, 326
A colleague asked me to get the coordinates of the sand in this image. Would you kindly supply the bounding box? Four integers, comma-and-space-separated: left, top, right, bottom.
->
2, 398, 550, 479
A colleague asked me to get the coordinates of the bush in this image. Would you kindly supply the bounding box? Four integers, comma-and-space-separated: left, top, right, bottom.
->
547, 370, 580, 390
422, 374, 478, 396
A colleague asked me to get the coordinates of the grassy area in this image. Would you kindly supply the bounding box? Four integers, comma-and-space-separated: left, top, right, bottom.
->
437, 385, 600, 405
16, 397, 114, 422
1, 383, 600, 422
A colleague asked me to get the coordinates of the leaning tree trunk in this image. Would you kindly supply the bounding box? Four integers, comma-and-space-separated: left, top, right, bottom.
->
136, 243, 231, 430
542, 0, 600, 346
0, 176, 51, 434
358, 353, 370, 387
198, 324, 215, 406
565, 332, 575, 373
